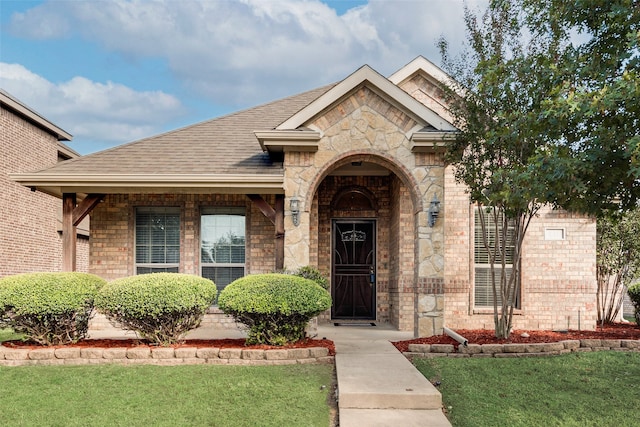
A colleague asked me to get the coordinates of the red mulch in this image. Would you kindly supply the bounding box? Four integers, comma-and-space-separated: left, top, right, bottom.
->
2, 337, 336, 356
393, 323, 640, 353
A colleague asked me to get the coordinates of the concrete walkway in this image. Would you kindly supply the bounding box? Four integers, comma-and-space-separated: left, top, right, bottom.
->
317, 323, 451, 427
89, 321, 451, 426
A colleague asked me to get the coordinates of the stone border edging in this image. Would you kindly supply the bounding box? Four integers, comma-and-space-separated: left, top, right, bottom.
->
404, 339, 640, 358
0, 345, 334, 366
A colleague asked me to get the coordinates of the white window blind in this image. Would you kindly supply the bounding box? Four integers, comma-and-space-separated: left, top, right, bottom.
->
135, 207, 180, 274
474, 207, 519, 308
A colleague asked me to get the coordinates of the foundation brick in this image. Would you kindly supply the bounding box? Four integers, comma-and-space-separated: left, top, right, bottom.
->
288, 348, 310, 359
151, 348, 175, 359
102, 348, 127, 359
242, 349, 265, 360
196, 348, 220, 359
218, 348, 242, 359
175, 348, 198, 358
408, 344, 431, 353
126, 348, 151, 359
265, 349, 289, 360
28, 349, 55, 360
308, 347, 329, 358
54, 348, 81, 359
430, 344, 455, 353
4, 349, 29, 360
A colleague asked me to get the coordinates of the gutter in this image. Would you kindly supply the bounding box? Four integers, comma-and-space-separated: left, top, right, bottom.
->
443, 326, 468, 347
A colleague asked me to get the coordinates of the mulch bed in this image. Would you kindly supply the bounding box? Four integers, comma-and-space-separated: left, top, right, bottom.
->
393, 323, 640, 353
2, 337, 336, 356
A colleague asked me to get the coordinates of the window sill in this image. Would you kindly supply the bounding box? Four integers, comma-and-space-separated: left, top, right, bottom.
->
473, 308, 523, 316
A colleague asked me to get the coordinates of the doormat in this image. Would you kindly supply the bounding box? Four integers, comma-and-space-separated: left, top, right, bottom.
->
333, 322, 376, 327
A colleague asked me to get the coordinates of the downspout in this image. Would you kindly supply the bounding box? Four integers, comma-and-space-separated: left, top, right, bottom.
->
443, 326, 468, 347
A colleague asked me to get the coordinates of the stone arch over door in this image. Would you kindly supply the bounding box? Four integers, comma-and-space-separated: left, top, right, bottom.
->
304, 150, 424, 215
308, 151, 421, 330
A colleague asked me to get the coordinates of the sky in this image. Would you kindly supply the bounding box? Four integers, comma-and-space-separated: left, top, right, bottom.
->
0, 0, 485, 155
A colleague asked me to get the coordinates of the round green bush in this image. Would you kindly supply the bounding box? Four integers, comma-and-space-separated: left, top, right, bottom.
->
285, 266, 329, 290
628, 283, 640, 325
0, 272, 106, 345
218, 273, 331, 346
95, 273, 217, 345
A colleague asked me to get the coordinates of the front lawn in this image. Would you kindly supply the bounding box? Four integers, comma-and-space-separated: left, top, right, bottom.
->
0, 364, 334, 427
0, 328, 23, 342
415, 351, 640, 427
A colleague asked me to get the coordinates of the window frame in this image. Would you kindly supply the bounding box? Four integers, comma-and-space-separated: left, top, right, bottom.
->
199, 207, 247, 295
473, 206, 521, 309
134, 206, 181, 274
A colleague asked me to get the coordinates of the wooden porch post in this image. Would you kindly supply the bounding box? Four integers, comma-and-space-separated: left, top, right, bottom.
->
247, 194, 285, 271
275, 194, 284, 271
62, 193, 77, 272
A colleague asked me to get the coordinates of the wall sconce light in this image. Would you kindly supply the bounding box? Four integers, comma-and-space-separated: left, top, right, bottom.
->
290, 196, 300, 226
428, 194, 440, 227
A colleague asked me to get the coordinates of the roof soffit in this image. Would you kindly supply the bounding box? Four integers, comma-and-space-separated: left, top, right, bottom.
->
276, 65, 456, 132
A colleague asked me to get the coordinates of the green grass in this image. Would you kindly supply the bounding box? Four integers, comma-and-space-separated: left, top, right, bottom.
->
0, 364, 334, 427
0, 327, 24, 342
415, 352, 640, 427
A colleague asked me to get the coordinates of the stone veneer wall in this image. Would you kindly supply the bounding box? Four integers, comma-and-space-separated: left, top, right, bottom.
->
282, 86, 445, 333
443, 166, 598, 332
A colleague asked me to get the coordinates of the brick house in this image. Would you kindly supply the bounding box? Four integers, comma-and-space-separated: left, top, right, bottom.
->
1, 90, 89, 276
11, 57, 597, 335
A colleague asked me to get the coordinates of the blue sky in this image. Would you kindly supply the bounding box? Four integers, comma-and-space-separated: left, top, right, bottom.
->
1, 0, 482, 154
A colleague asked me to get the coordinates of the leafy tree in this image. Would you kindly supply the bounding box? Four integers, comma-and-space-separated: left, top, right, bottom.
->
524, 0, 640, 213
438, 1, 566, 338
596, 210, 640, 325
439, 0, 639, 338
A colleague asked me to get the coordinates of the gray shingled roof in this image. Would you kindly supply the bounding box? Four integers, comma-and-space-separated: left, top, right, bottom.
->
37, 84, 334, 176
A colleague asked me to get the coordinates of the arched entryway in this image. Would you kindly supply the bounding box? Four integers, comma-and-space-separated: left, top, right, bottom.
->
307, 153, 420, 329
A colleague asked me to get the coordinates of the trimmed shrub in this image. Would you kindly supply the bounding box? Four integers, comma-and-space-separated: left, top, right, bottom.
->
95, 273, 217, 345
218, 273, 331, 346
274, 266, 329, 290
0, 272, 106, 345
291, 266, 329, 290
628, 283, 640, 324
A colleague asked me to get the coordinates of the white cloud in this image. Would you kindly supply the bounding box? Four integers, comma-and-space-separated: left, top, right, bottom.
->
7, 0, 481, 107
0, 63, 185, 145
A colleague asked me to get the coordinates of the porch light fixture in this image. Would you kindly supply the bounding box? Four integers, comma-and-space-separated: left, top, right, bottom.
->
290, 196, 300, 226
428, 194, 440, 227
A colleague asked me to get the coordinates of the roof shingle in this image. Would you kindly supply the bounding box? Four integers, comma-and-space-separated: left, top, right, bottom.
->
39, 84, 334, 176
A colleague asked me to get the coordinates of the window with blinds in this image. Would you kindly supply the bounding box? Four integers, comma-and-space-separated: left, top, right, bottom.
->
200, 208, 246, 294
135, 207, 180, 274
474, 207, 519, 308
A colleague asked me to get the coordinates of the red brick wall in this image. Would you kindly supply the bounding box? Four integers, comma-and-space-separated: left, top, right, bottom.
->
89, 193, 275, 280
0, 106, 88, 276
443, 164, 598, 331
315, 175, 396, 323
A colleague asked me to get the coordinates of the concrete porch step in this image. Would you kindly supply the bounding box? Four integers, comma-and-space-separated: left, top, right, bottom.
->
339, 409, 451, 427
336, 352, 442, 410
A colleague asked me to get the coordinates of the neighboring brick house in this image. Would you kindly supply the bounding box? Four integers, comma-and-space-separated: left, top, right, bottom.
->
1, 90, 89, 276
12, 57, 597, 336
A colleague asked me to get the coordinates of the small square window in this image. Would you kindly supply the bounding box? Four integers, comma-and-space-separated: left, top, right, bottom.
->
544, 228, 565, 241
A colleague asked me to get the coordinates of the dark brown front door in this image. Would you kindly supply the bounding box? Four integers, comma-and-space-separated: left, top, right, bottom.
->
332, 220, 376, 319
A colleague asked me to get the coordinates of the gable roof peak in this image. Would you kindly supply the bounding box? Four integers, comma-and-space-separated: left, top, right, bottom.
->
277, 61, 456, 132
